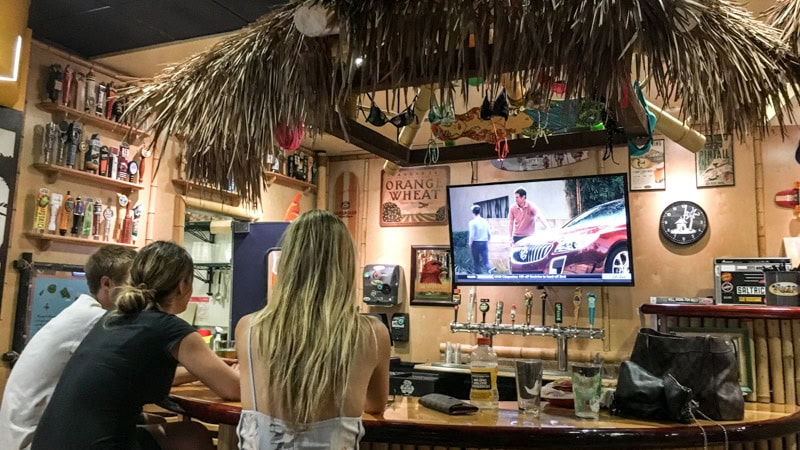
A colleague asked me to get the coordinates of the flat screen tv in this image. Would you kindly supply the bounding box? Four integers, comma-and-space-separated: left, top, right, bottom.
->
446, 173, 634, 287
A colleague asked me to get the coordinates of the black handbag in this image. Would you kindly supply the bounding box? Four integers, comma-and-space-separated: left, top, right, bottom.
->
629, 328, 744, 421
611, 360, 695, 423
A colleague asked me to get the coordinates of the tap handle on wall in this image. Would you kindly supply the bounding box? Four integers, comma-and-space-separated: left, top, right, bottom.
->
495, 301, 503, 325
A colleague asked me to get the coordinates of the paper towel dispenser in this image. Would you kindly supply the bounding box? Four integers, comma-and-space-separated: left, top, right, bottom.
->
363, 264, 402, 306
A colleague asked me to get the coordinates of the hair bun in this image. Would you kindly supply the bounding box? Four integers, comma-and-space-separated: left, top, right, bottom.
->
136, 283, 156, 302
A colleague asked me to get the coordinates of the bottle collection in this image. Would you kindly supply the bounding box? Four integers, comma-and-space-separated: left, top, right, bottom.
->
268, 151, 318, 186
45, 64, 129, 123
31, 189, 141, 245
34, 123, 143, 184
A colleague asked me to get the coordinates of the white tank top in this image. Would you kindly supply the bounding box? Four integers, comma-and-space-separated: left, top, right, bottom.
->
236, 326, 365, 450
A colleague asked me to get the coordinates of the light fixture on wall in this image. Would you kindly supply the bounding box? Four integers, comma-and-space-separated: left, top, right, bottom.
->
0, 35, 22, 82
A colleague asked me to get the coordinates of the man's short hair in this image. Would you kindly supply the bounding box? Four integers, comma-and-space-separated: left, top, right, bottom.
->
514, 187, 527, 197
84, 245, 137, 295
471, 205, 481, 215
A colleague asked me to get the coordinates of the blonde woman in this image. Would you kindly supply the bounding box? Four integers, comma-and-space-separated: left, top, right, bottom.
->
236, 210, 391, 449
33, 241, 240, 450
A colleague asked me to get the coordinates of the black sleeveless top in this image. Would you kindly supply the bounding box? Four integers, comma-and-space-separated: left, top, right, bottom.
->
32, 310, 195, 450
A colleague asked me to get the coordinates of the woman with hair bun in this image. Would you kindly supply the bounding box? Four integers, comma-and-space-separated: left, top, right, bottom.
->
236, 209, 391, 448
33, 241, 240, 450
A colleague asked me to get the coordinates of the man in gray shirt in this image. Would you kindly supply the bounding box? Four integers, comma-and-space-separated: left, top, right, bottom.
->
468, 204, 492, 274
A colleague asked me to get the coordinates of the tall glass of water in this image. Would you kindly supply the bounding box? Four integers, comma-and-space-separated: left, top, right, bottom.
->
571, 362, 602, 420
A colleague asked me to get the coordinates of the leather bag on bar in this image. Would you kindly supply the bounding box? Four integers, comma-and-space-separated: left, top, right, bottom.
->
630, 328, 744, 420
611, 360, 695, 423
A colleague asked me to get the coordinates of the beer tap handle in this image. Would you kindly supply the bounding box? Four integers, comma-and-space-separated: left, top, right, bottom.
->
510, 305, 517, 326
555, 302, 563, 326
479, 299, 490, 324
587, 293, 597, 328
453, 304, 459, 324
524, 289, 533, 326
573, 287, 582, 327
540, 289, 548, 327
495, 301, 504, 325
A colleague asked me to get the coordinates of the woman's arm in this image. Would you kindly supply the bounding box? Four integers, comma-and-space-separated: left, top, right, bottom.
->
172, 332, 241, 400
363, 319, 391, 414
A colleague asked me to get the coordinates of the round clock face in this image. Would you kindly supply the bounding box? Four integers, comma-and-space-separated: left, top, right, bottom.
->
659, 201, 708, 245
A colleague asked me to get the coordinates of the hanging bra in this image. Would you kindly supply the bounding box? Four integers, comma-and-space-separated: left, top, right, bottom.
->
480, 89, 509, 121
428, 93, 455, 126
363, 93, 419, 128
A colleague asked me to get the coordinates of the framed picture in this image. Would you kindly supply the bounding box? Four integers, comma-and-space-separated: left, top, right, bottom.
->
380, 167, 450, 227
696, 134, 735, 188
410, 245, 453, 306
668, 327, 754, 394
629, 139, 666, 191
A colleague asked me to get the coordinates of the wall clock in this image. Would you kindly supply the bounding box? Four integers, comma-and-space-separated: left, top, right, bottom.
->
659, 201, 708, 245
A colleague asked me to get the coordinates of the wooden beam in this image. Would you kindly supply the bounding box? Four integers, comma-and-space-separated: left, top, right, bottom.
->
407, 130, 631, 166
324, 116, 410, 165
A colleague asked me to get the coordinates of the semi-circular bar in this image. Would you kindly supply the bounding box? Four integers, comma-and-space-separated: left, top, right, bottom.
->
168, 385, 800, 449
640, 304, 800, 319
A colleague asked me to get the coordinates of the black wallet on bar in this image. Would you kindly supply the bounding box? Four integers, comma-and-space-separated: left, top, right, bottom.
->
419, 393, 479, 415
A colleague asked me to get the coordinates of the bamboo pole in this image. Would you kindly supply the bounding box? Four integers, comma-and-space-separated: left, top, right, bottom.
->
781, 320, 796, 405
742, 319, 757, 402
785, 434, 798, 450
182, 197, 261, 221
316, 151, 328, 210
754, 319, 771, 403
793, 320, 800, 404
768, 319, 786, 403
753, 136, 767, 256
771, 437, 785, 450
172, 196, 185, 245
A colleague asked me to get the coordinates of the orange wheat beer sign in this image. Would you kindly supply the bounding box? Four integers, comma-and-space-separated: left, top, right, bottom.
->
380, 167, 449, 227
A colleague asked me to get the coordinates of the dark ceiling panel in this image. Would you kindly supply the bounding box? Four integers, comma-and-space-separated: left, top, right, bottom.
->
28, 0, 283, 58
211, 0, 287, 22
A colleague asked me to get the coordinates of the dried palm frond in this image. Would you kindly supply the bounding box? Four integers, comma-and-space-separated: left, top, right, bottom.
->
764, 0, 800, 54
123, 0, 800, 204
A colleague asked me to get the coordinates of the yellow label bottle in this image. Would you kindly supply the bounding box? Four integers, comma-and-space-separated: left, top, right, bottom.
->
469, 337, 499, 409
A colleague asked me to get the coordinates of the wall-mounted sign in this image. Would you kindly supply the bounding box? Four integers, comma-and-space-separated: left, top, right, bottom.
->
380, 166, 449, 227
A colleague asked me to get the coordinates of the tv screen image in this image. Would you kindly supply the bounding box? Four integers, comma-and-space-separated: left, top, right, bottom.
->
446, 173, 634, 287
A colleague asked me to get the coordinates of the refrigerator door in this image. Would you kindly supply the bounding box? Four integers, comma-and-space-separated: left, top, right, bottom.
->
230, 221, 289, 341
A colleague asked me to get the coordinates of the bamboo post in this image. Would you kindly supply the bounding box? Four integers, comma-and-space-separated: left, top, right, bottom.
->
703, 317, 716, 328
754, 319, 771, 403
742, 319, 757, 402
728, 318, 741, 328
753, 136, 767, 256
690, 317, 702, 328
678, 316, 690, 328
756, 441, 768, 450
715, 317, 727, 328
785, 434, 798, 450
781, 320, 796, 405
768, 319, 786, 403
794, 320, 800, 405
771, 437, 784, 450
744, 442, 755, 450
172, 196, 185, 245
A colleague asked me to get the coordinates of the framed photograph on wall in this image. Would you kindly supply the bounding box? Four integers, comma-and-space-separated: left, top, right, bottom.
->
629, 139, 666, 191
696, 134, 735, 188
669, 327, 754, 394
410, 245, 453, 306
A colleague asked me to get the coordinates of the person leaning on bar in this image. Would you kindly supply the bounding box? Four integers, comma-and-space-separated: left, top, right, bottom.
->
31, 241, 240, 450
236, 209, 391, 448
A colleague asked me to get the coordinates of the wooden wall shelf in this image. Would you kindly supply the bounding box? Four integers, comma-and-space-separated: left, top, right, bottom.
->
265, 171, 317, 195
172, 179, 242, 206
24, 232, 137, 251
640, 303, 800, 320
33, 163, 144, 192
37, 102, 149, 142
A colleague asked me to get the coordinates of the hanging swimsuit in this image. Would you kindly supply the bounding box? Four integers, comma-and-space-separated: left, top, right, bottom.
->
428, 93, 455, 126
480, 89, 511, 158
480, 89, 509, 121
362, 93, 419, 141
236, 325, 365, 450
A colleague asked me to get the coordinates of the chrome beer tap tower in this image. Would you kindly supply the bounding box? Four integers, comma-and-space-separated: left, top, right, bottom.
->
450, 288, 604, 372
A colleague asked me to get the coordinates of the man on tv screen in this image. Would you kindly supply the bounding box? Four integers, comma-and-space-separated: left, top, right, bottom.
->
509, 187, 550, 243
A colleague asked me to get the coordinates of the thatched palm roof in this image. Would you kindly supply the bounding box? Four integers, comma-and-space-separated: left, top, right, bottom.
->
124, 0, 800, 205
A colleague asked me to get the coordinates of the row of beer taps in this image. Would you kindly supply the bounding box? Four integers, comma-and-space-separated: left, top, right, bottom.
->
452, 287, 597, 329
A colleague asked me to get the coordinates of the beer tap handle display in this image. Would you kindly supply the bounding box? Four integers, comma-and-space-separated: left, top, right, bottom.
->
495, 301, 503, 325
479, 299, 490, 324
587, 292, 597, 328
510, 305, 517, 326
524, 289, 533, 326
573, 287, 582, 327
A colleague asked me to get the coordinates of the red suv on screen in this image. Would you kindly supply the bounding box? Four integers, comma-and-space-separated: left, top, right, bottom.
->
509, 199, 630, 275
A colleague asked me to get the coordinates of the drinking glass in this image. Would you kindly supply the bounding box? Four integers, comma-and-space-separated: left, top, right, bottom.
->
571, 362, 602, 420
514, 359, 543, 417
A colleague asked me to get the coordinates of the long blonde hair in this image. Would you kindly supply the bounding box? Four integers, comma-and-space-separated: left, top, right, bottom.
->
251, 209, 363, 427
112, 241, 193, 317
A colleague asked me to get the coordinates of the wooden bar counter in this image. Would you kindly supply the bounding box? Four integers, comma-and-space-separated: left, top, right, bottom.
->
168, 385, 800, 450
